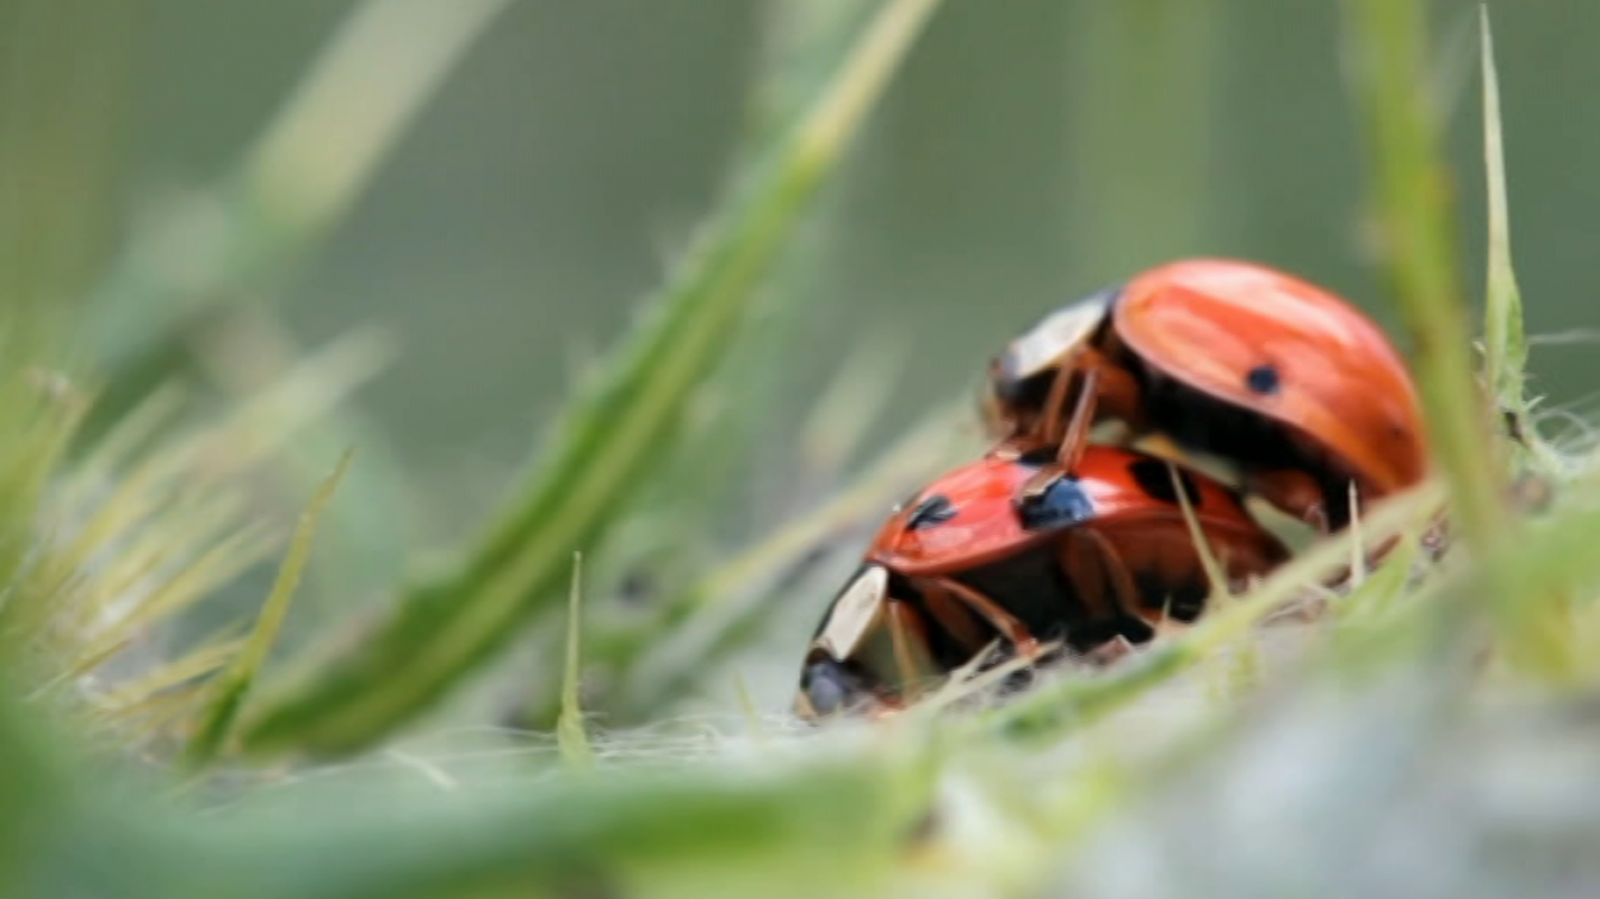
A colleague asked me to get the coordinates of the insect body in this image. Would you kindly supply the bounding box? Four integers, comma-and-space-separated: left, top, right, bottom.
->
983, 258, 1429, 532
794, 445, 1290, 719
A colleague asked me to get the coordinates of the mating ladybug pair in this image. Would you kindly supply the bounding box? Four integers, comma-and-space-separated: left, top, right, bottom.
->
794, 258, 1431, 720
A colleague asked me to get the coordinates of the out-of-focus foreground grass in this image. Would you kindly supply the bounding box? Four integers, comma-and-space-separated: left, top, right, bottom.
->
2, 1, 1599, 897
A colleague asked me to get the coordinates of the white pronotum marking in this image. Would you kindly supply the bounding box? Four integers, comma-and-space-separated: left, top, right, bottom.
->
1004, 295, 1111, 379
815, 565, 890, 659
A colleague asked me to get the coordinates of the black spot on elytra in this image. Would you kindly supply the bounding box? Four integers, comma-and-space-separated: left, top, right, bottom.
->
1126, 457, 1203, 508
1018, 475, 1096, 530
1245, 364, 1281, 395
1134, 363, 1357, 529
905, 494, 957, 530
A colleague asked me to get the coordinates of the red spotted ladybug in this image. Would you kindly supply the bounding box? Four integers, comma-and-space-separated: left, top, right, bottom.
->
794, 444, 1290, 719
982, 258, 1430, 533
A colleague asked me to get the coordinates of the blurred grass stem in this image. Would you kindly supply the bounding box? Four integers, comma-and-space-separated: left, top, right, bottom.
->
1343, 0, 1508, 569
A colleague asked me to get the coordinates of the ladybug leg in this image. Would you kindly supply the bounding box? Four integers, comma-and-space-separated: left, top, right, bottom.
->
1046, 349, 1144, 472
1077, 527, 1149, 624
919, 584, 991, 652
1245, 468, 1332, 533
1058, 530, 1117, 620
1034, 359, 1074, 446
923, 576, 1043, 658
886, 598, 938, 702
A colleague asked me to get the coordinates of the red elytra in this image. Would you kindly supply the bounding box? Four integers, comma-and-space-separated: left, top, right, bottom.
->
793, 444, 1289, 720
982, 257, 1430, 533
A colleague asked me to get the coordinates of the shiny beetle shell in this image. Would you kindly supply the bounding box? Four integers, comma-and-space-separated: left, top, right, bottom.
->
794, 445, 1290, 719
982, 258, 1429, 531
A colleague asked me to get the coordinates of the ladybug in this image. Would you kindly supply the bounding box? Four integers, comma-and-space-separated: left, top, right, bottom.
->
793, 444, 1290, 719
981, 258, 1429, 533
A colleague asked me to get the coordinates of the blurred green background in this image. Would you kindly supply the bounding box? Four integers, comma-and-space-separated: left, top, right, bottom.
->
116, 0, 1593, 540
5, 5, 1600, 895
0, 5, 1593, 895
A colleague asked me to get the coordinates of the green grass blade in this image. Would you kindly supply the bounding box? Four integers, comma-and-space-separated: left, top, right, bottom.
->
202, 753, 934, 899
239, 0, 949, 759
191, 318, 414, 605
1475, 5, 1563, 478
510, 401, 965, 729
1478, 4, 1526, 412
1468, 467, 1600, 680
744, 0, 875, 153
1333, 526, 1423, 626
0, 364, 89, 656
600, 403, 969, 723
98, 637, 248, 711
555, 553, 594, 770
1341, 0, 1509, 569
185, 450, 353, 768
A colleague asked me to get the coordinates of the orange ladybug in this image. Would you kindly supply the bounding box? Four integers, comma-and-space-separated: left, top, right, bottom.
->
982, 258, 1429, 532
794, 444, 1290, 719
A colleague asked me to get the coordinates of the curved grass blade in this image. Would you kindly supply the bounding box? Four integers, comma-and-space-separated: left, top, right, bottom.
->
240, 0, 949, 759
0, 356, 87, 654
186, 450, 353, 769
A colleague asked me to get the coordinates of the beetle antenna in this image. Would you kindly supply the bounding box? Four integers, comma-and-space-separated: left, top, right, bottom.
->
1059, 530, 1117, 620
1079, 527, 1144, 624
